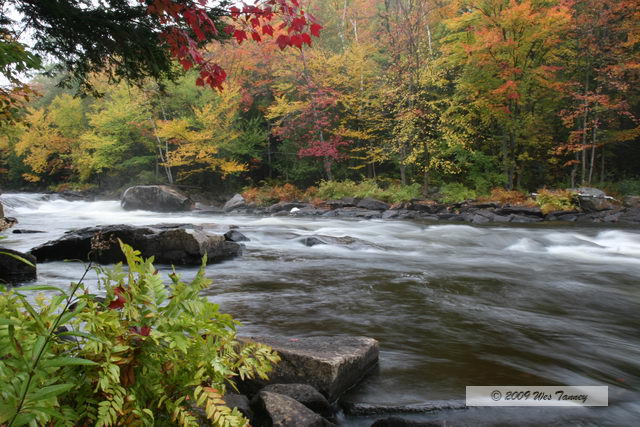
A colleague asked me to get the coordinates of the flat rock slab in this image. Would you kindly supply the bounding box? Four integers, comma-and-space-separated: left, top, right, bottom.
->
239, 335, 379, 402
253, 391, 335, 427
29, 224, 242, 265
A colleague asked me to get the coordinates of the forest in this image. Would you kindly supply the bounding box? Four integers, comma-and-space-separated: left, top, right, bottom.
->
1, 0, 639, 201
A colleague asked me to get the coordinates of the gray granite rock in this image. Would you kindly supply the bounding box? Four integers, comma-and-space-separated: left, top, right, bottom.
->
262, 384, 332, 418
29, 224, 242, 265
238, 335, 379, 402
121, 185, 194, 212
253, 391, 334, 427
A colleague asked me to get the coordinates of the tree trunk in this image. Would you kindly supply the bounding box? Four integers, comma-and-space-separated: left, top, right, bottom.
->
588, 115, 598, 185
323, 156, 333, 181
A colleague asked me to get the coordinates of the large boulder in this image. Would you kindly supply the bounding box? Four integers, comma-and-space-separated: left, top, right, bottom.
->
238, 335, 379, 402
29, 224, 242, 265
121, 185, 194, 212
570, 187, 615, 212
0, 248, 36, 285
223, 194, 247, 212
252, 391, 335, 427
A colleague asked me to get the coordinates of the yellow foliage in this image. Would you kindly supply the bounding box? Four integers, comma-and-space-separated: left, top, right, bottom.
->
155, 84, 247, 180
14, 108, 74, 179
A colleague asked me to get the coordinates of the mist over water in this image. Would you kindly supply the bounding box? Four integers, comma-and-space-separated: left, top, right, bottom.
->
2, 193, 639, 425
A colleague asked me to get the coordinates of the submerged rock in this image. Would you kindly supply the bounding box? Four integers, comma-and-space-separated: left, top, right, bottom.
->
12, 229, 45, 234
121, 185, 194, 212
341, 400, 467, 416
299, 235, 383, 250
238, 335, 379, 402
252, 391, 335, 427
29, 224, 242, 265
371, 418, 445, 427
224, 230, 250, 242
0, 248, 36, 285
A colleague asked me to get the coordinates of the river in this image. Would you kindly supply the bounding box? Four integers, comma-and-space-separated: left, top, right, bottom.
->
1, 193, 639, 426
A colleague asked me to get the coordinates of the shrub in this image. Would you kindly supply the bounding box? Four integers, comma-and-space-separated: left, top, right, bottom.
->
440, 183, 477, 203
481, 187, 535, 206
242, 183, 303, 206
600, 179, 640, 197
535, 189, 578, 214
316, 179, 421, 204
0, 242, 279, 426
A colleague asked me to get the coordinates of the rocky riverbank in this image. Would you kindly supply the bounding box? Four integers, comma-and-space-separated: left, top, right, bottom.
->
219, 192, 640, 226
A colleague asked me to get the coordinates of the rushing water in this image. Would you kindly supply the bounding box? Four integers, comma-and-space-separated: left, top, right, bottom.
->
1, 193, 639, 426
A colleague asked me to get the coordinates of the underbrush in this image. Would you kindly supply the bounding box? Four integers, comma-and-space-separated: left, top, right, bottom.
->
439, 183, 477, 203
534, 189, 579, 214
316, 179, 422, 204
243, 180, 422, 205
0, 242, 278, 426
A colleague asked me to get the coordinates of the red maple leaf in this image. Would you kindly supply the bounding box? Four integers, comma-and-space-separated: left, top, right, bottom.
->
108, 286, 126, 310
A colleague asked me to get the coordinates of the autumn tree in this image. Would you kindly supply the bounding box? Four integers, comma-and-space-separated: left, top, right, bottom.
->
442, 0, 572, 189
559, 0, 640, 185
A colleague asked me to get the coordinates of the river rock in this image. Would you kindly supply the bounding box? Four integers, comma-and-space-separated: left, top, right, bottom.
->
299, 235, 382, 251
292, 207, 331, 217
324, 208, 382, 219
238, 335, 379, 402
371, 418, 445, 427
252, 391, 335, 427
121, 185, 194, 212
0, 248, 36, 284
262, 384, 332, 418
224, 194, 247, 212
268, 202, 311, 214
341, 400, 467, 416
495, 206, 543, 217
578, 196, 614, 212
223, 393, 253, 420
326, 197, 361, 209
224, 230, 250, 242
357, 198, 390, 211
12, 229, 45, 234
0, 216, 17, 232
29, 224, 242, 265
617, 208, 640, 225
407, 200, 442, 214
570, 187, 606, 198
623, 196, 640, 209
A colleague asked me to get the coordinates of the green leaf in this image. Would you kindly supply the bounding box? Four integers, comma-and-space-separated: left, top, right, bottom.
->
11, 412, 36, 427
15, 285, 67, 295
17, 297, 46, 333
0, 251, 34, 267
28, 383, 74, 400
31, 336, 47, 362
41, 357, 97, 368
0, 318, 19, 325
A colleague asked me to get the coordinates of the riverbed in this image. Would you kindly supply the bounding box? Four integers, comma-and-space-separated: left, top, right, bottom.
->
1, 193, 639, 426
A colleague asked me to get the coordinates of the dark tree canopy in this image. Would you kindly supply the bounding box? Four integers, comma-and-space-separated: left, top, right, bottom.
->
3, 0, 231, 92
